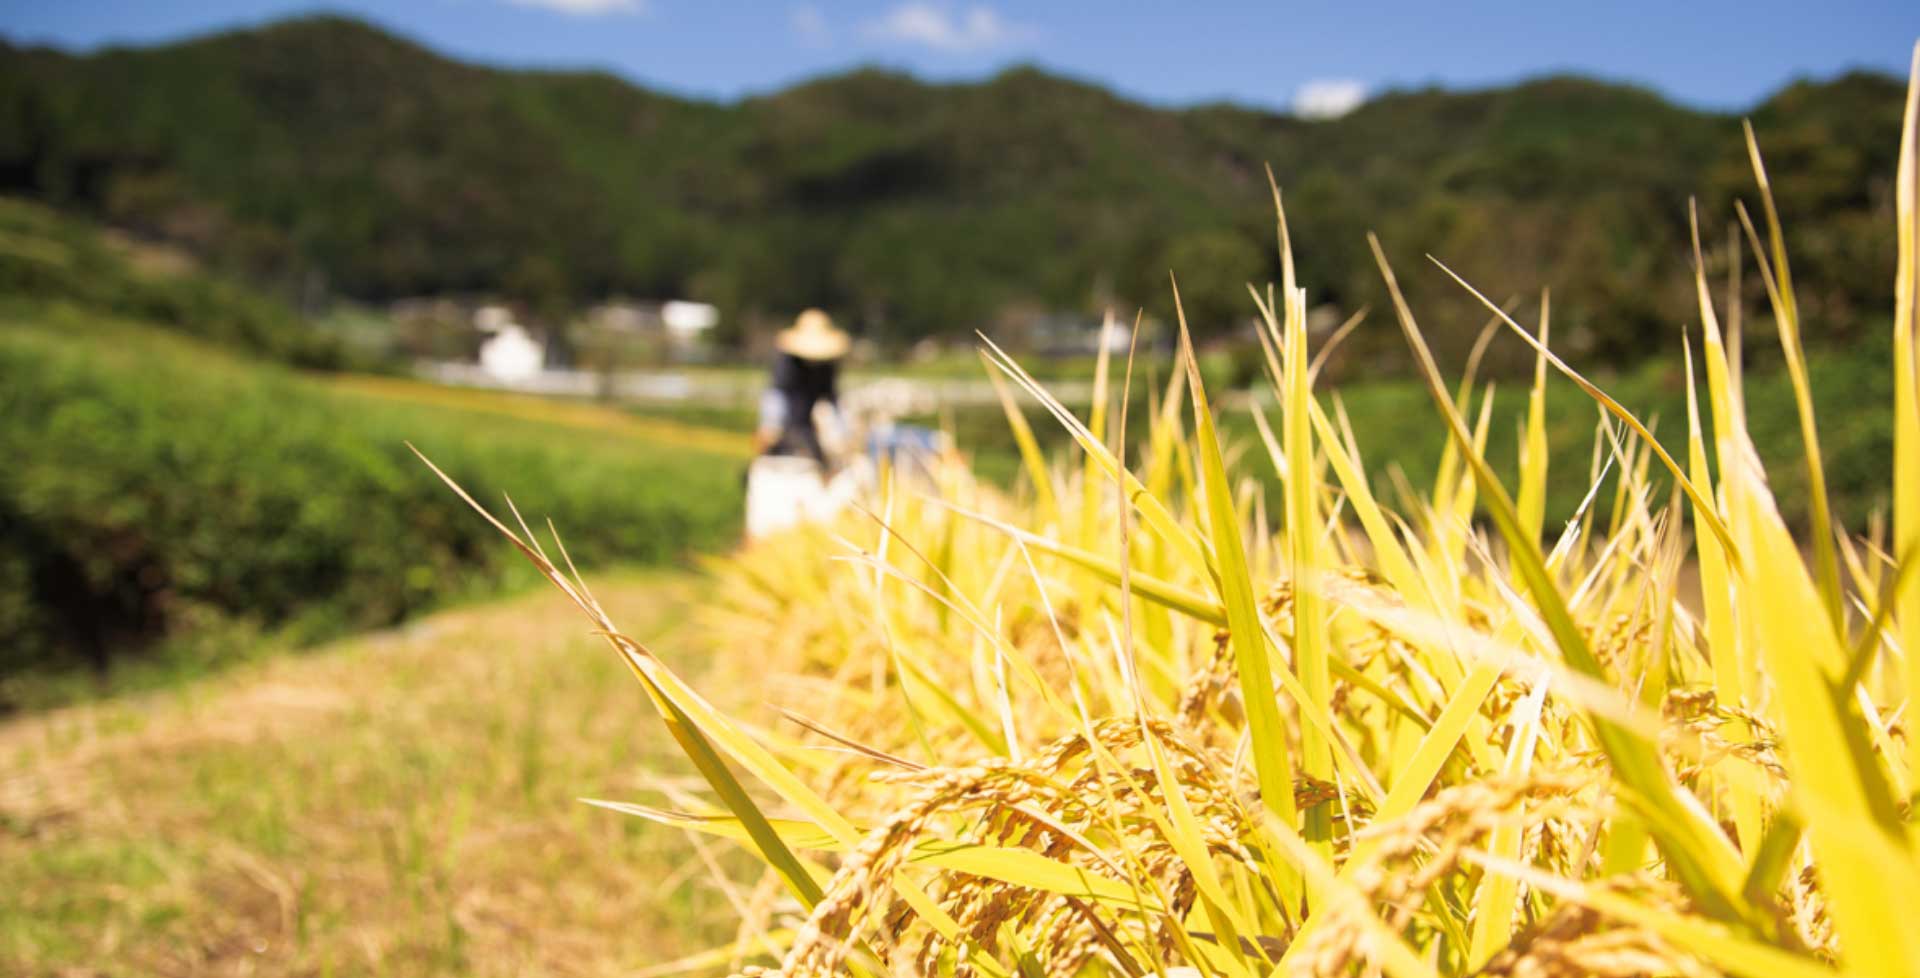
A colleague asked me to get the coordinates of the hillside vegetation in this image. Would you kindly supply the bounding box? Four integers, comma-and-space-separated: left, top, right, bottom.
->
0, 196, 344, 366
1, 15, 1906, 366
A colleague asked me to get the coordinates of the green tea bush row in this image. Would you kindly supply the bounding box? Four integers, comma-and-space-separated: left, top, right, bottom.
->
0, 312, 741, 695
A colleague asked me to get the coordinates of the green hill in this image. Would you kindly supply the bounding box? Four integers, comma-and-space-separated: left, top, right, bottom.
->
1, 15, 1906, 366
0, 196, 345, 366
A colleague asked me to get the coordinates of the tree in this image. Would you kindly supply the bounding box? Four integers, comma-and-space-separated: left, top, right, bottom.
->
1159, 230, 1266, 338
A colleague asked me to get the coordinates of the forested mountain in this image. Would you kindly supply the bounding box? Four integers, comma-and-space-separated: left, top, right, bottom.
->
0, 14, 1905, 367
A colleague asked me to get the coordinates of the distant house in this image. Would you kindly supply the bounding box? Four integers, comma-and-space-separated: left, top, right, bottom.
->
475, 305, 545, 382
661, 300, 719, 356
1030, 312, 1135, 358
581, 298, 718, 360
585, 300, 659, 335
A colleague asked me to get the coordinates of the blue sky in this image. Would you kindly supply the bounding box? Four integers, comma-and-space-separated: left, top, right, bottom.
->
4, 1, 1917, 114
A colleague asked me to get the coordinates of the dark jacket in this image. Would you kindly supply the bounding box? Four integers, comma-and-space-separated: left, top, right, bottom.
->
764, 352, 840, 464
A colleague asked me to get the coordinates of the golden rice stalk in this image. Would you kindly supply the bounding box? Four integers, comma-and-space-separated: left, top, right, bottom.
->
435, 42, 1920, 978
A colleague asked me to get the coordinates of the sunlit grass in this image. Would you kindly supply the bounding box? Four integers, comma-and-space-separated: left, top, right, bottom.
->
0, 572, 739, 976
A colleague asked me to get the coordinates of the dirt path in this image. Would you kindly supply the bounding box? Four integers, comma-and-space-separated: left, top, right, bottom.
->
1, 571, 745, 977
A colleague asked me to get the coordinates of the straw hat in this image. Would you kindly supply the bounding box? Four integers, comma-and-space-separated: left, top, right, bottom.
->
775, 308, 850, 361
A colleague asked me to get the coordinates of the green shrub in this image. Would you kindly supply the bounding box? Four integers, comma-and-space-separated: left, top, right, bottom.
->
0, 311, 742, 697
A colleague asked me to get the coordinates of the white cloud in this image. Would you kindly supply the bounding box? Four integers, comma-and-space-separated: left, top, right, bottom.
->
504, 0, 646, 17
863, 2, 1038, 53
792, 4, 831, 45
1291, 78, 1368, 119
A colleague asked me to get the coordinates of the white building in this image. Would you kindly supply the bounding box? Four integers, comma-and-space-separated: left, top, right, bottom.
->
661, 300, 719, 347
475, 305, 545, 383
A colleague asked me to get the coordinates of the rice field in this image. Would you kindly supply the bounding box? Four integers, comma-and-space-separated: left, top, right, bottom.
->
448, 49, 1920, 978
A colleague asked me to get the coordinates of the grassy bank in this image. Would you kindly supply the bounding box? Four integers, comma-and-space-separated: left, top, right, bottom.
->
0, 570, 739, 976
1, 307, 748, 707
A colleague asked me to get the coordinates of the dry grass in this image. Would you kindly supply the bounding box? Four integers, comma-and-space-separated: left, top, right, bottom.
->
0, 570, 742, 977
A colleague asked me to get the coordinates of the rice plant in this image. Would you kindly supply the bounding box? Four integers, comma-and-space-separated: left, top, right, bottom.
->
431, 43, 1920, 978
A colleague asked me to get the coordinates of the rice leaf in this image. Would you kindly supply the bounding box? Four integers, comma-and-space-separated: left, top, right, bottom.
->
1269, 189, 1337, 864
1893, 42, 1920, 787
1175, 276, 1300, 840
985, 357, 1060, 528
1377, 239, 1751, 926
1742, 123, 1845, 626
1515, 293, 1551, 543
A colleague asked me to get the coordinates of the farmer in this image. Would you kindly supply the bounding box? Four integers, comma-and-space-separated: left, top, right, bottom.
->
745, 309, 852, 539
753, 308, 849, 465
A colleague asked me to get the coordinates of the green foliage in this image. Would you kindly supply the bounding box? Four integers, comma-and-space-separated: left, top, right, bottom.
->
0, 309, 742, 697
0, 17, 1904, 363
1320, 342, 1896, 530
1161, 230, 1266, 333
0, 196, 346, 366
